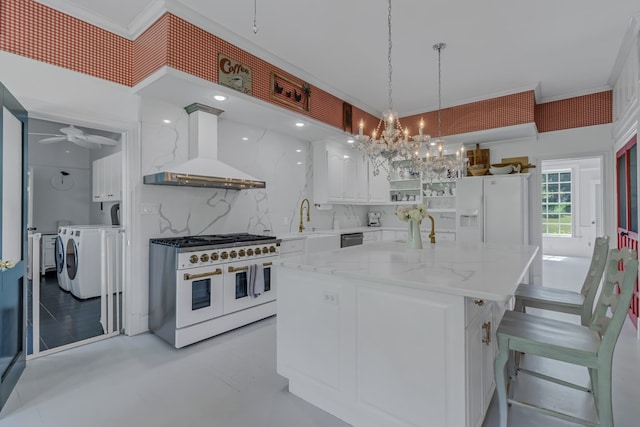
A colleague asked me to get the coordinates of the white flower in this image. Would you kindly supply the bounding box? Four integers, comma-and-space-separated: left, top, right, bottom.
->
395, 204, 429, 223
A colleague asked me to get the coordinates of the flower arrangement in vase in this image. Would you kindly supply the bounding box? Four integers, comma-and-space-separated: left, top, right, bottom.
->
395, 204, 428, 249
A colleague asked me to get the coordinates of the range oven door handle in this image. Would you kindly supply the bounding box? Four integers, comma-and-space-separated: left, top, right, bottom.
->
228, 265, 249, 273
183, 268, 222, 280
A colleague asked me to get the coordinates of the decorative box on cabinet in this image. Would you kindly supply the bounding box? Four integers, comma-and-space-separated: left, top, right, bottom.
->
92, 151, 122, 202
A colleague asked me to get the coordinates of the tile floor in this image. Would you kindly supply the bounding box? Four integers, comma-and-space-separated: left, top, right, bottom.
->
28, 272, 105, 352
2, 256, 639, 427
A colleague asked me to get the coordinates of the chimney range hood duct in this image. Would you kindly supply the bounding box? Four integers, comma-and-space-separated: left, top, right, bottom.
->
143, 103, 266, 190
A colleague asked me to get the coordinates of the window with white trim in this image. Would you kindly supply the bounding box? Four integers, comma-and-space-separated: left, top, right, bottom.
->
542, 170, 572, 236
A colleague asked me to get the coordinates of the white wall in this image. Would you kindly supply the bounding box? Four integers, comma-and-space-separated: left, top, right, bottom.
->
28, 135, 93, 232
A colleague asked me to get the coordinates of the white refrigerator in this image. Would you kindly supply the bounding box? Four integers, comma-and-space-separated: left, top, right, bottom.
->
456, 175, 530, 245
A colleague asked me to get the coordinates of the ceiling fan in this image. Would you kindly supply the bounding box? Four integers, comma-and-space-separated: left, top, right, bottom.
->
31, 125, 120, 150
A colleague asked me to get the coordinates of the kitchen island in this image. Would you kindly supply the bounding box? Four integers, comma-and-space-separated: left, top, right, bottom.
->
276, 240, 538, 427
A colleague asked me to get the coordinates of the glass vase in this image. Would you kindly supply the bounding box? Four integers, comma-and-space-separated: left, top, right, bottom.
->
407, 218, 423, 249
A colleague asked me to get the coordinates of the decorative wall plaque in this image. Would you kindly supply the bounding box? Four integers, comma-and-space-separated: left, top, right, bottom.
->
271, 72, 310, 112
218, 54, 252, 95
343, 103, 353, 133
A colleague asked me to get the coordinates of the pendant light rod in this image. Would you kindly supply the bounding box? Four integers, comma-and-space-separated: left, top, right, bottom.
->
433, 42, 446, 139
253, 0, 258, 34
387, 0, 393, 112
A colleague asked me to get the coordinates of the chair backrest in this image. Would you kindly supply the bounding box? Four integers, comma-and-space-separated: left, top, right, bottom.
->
578, 236, 610, 324
590, 248, 638, 354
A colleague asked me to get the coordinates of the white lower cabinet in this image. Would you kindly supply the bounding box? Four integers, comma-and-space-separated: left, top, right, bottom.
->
278, 267, 502, 427
278, 237, 305, 258
40, 234, 57, 274
465, 298, 499, 427
362, 230, 382, 244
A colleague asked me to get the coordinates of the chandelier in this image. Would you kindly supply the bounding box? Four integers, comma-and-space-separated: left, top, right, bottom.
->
418, 43, 467, 182
353, 0, 430, 178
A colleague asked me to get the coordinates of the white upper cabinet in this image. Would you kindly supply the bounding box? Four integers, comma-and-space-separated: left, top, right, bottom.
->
313, 141, 379, 204
92, 151, 122, 202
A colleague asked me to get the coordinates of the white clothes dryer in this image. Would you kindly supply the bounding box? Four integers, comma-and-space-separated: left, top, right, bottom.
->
66, 226, 121, 300
56, 227, 72, 291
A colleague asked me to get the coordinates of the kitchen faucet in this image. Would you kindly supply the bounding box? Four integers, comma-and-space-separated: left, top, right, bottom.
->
427, 214, 436, 244
299, 198, 310, 233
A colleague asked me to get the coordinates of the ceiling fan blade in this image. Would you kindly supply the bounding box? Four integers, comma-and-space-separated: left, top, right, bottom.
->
83, 134, 120, 145
38, 136, 67, 144
60, 125, 83, 136
29, 132, 63, 137
72, 138, 102, 150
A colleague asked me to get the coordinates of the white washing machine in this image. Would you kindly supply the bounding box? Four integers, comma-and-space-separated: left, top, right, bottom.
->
56, 227, 72, 291
66, 226, 121, 300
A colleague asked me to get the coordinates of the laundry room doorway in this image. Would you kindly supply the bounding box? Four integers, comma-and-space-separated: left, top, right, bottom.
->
26, 116, 125, 357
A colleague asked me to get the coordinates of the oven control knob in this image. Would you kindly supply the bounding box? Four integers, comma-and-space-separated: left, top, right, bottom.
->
221, 251, 228, 260
255, 247, 261, 255
230, 250, 237, 259
189, 255, 199, 264
211, 252, 219, 261
238, 249, 246, 257
262, 246, 269, 253
269, 246, 276, 253
247, 248, 254, 256
200, 253, 209, 263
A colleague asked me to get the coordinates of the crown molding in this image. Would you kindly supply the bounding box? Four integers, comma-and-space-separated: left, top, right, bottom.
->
609, 12, 640, 86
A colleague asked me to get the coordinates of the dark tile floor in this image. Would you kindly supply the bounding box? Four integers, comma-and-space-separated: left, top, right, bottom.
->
27, 272, 105, 353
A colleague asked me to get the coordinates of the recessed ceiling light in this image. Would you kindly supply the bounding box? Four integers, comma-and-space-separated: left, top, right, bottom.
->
297, 162, 302, 165
343, 155, 350, 159
163, 119, 171, 124
295, 149, 302, 153
65, 150, 71, 154
242, 137, 249, 141
295, 122, 305, 127
347, 138, 355, 144
213, 95, 227, 101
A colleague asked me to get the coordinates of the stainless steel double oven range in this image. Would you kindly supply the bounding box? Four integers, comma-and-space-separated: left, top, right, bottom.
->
149, 233, 281, 348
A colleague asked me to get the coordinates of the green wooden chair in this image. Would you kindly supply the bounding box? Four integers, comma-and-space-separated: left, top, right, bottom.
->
494, 247, 638, 427
514, 235, 610, 326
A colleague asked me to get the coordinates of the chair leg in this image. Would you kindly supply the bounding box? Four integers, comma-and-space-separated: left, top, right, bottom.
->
494, 335, 510, 427
596, 362, 614, 427
514, 297, 524, 313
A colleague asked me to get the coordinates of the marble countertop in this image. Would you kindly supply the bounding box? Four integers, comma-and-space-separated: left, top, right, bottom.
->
278, 226, 455, 241
277, 240, 538, 301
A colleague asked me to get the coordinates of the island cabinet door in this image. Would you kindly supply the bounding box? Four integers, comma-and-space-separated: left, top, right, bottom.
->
465, 300, 495, 427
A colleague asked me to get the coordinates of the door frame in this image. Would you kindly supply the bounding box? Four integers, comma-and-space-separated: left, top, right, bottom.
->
0, 82, 29, 412
25, 110, 132, 359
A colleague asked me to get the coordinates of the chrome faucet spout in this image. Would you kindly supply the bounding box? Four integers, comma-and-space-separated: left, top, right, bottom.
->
299, 198, 311, 233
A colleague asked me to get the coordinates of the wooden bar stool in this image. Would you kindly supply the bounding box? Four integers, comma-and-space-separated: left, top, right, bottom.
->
494, 247, 638, 427
514, 236, 610, 326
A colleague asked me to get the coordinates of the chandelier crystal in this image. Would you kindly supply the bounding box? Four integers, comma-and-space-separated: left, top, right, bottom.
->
418, 43, 467, 183
353, 0, 430, 178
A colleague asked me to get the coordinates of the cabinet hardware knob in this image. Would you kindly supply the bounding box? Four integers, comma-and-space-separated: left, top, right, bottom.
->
474, 299, 485, 306
482, 322, 492, 345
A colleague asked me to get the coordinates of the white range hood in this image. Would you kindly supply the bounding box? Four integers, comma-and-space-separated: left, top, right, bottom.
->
143, 103, 266, 190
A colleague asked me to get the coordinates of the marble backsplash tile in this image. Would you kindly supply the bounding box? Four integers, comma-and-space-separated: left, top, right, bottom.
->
140, 98, 366, 239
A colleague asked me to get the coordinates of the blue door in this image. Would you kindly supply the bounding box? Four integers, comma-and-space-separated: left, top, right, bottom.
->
0, 82, 28, 412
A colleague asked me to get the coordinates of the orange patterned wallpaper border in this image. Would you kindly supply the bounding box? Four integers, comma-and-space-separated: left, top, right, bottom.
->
0, 0, 132, 86
0, 0, 612, 135
535, 91, 612, 133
